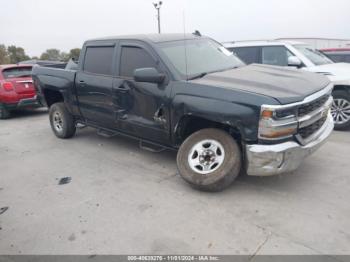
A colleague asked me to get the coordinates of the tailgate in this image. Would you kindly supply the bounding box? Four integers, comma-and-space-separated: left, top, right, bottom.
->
11, 77, 35, 95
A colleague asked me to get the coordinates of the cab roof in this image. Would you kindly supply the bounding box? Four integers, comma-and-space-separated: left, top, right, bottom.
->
87, 33, 205, 44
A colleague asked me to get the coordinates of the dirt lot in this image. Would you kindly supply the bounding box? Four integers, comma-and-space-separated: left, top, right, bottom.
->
0, 109, 350, 257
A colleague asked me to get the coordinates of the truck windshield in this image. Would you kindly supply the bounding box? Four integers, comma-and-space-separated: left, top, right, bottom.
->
294, 45, 333, 66
158, 38, 244, 80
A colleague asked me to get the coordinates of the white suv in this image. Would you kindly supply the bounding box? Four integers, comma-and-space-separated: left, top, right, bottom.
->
224, 40, 350, 130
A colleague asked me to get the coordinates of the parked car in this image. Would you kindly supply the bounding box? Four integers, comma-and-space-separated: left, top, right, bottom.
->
320, 48, 350, 63
224, 41, 350, 130
0, 64, 41, 119
33, 34, 333, 191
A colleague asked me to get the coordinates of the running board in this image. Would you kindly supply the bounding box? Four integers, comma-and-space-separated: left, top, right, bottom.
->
139, 140, 166, 153
97, 129, 118, 138
76, 123, 87, 129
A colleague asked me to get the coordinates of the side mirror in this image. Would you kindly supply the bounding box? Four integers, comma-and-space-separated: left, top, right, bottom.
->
133, 68, 165, 84
288, 56, 302, 67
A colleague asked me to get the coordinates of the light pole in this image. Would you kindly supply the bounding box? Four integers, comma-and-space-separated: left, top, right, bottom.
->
153, 1, 162, 34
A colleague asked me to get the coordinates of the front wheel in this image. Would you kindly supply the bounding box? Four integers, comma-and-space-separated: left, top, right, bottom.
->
331, 90, 350, 130
177, 128, 241, 192
49, 102, 76, 138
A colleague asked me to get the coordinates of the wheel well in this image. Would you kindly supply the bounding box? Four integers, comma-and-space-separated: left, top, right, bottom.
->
176, 115, 242, 145
44, 89, 64, 107
333, 85, 350, 94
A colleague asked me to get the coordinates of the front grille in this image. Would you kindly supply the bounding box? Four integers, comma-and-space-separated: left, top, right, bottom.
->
298, 94, 330, 117
299, 115, 327, 139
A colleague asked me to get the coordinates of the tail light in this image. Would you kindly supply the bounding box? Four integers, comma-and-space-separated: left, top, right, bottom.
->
1, 82, 14, 92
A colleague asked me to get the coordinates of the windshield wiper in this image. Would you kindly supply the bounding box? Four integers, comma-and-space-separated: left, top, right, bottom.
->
187, 72, 208, 80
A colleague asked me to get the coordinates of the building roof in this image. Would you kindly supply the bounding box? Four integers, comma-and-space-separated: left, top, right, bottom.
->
320, 48, 350, 52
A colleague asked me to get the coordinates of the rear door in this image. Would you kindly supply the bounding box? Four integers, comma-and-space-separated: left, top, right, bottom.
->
75, 42, 117, 127
2, 66, 34, 97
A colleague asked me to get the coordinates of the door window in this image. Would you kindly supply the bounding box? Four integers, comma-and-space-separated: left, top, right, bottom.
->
232, 47, 260, 64
119, 46, 157, 78
83, 46, 114, 75
262, 46, 293, 66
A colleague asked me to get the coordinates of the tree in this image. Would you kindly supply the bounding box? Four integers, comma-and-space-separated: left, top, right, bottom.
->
7, 45, 30, 63
68, 48, 81, 61
0, 44, 10, 64
40, 49, 62, 61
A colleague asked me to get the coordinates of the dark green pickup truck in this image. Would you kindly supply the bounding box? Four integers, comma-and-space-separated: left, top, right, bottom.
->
32, 33, 334, 191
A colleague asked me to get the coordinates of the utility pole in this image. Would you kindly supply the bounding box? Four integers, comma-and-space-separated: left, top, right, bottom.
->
153, 1, 162, 34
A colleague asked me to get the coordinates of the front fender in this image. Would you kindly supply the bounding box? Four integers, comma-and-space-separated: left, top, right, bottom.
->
171, 94, 260, 143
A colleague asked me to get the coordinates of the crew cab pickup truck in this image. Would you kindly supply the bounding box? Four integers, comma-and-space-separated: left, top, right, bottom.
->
32, 34, 334, 191
0, 64, 41, 119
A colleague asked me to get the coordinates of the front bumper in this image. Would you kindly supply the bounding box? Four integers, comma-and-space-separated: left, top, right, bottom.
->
246, 113, 334, 176
0, 96, 41, 111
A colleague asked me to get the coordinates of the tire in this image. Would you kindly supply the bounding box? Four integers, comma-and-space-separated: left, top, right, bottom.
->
177, 128, 241, 192
49, 102, 76, 138
331, 90, 350, 130
0, 107, 10, 119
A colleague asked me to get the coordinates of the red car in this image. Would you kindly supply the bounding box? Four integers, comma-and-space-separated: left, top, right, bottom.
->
0, 64, 41, 119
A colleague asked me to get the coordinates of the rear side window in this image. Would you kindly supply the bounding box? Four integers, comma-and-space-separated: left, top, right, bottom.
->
326, 54, 350, 63
83, 46, 114, 75
119, 46, 157, 78
325, 54, 343, 63
232, 47, 260, 64
262, 46, 293, 66
2, 67, 32, 79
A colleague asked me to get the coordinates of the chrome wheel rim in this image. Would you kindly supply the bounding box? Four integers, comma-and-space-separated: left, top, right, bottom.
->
331, 98, 350, 125
188, 139, 225, 175
53, 111, 63, 132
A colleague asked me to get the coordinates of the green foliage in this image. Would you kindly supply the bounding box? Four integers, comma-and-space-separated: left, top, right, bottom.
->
68, 48, 81, 61
7, 45, 30, 63
39, 48, 81, 62
0, 44, 81, 65
0, 44, 10, 64
40, 49, 62, 61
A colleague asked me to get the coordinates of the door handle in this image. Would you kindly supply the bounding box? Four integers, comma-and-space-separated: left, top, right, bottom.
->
115, 82, 130, 92
78, 80, 86, 87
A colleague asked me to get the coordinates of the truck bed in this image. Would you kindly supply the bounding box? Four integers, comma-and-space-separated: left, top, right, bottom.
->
32, 66, 78, 114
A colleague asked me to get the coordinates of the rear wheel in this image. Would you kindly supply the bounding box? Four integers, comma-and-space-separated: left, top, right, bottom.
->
331, 90, 350, 130
0, 108, 10, 119
177, 128, 241, 192
49, 102, 76, 138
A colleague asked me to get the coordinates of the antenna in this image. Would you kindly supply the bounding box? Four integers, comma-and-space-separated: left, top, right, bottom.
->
183, 10, 188, 81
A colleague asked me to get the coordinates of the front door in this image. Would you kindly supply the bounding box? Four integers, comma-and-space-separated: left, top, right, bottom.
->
112, 41, 171, 144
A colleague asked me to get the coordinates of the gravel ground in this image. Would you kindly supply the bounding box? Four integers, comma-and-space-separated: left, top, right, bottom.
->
0, 109, 350, 258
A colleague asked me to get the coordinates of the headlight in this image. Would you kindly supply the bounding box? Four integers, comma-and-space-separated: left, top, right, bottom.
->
258, 106, 298, 140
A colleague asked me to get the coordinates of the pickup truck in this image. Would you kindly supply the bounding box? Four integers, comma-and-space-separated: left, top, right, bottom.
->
32, 34, 334, 191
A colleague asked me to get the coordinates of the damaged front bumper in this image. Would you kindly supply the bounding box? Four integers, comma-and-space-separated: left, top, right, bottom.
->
245, 112, 334, 176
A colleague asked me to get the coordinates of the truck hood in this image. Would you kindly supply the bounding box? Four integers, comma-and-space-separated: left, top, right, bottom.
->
191, 64, 330, 104
305, 63, 350, 84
